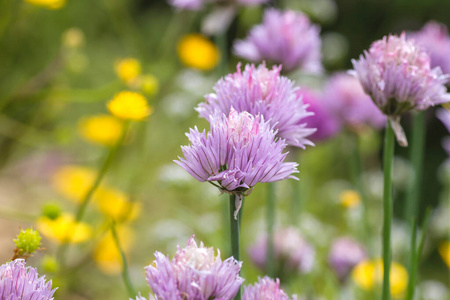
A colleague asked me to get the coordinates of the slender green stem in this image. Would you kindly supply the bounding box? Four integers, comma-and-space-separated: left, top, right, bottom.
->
404, 111, 425, 221
57, 122, 130, 264
111, 221, 136, 298
266, 182, 276, 277
405, 209, 431, 300
215, 31, 228, 77
75, 122, 129, 223
382, 120, 395, 300
229, 194, 241, 300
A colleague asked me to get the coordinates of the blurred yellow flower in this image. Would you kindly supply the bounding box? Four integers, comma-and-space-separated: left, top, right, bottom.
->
339, 189, 361, 208
93, 226, 134, 275
352, 259, 408, 298
78, 114, 124, 146
62, 28, 85, 49
107, 91, 152, 121
52, 165, 97, 203
140, 74, 159, 96
115, 58, 142, 83
24, 0, 65, 9
177, 34, 220, 71
438, 241, 450, 268
37, 213, 92, 244
93, 187, 141, 222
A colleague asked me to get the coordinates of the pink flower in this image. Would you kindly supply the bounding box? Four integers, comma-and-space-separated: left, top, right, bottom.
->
410, 22, 450, 75
234, 9, 322, 73
323, 72, 386, 130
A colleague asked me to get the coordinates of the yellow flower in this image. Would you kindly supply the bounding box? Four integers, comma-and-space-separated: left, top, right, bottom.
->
62, 28, 85, 49
37, 213, 92, 244
78, 114, 124, 146
140, 74, 159, 96
115, 58, 142, 83
352, 259, 408, 299
24, 0, 65, 9
438, 241, 450, 268
93, 187, 141, 222
339, 189, 361, 209
107, 91, 152, 121
93, 226, 134, 275
52, 165, 97, 203
177, 34, 220, 71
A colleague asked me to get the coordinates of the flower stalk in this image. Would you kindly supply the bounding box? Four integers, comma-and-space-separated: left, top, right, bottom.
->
404, 111, 426, 221
229, 194, 241, 300
382, 120, 395, 300
57, 121, 129, 264
110, 221, 136, 299
266, 182, 276, 277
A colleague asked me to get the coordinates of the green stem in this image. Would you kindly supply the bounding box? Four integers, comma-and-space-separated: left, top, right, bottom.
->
229, 194, 241, 300
57, 122, 130, 264
215, 31, 228, 77
382, 121, 395, 300
404, 111, 425, 221
111, 221, 136, 298
405, 209, 431, 300
266, 182, 276, 278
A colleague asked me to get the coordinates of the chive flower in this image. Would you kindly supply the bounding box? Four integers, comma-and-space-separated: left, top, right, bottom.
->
410, 22, 450, 75
140, 236, 243, 299
242, 276, 297, 300
175, 108, 298, 217
234, 8, 322, 73
0, 259, 56, 300
196, 63, 315, 148
351, 33, 450, 145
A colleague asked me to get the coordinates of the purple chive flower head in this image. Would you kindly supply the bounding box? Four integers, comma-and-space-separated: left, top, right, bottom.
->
352, 33, 450, 116
196, 63, 315, 148
243, 276, 297, 300
144, 235, 244, 300
410, 22, 450, 75
234, 9, 322, 73
169, 0, 268, 11
0, 259, 56, 300
328, 237, 367, 281
299, 88, 341, 142
437, 108, 450, 155
175, 108, 298, 216
248, 227, 315, 277
323, 72, 386, 130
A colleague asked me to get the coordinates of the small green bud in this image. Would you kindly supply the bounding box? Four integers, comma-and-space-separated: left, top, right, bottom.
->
42, 203, 61, 220
41, 255, 60, 273
14, 228, 41, 255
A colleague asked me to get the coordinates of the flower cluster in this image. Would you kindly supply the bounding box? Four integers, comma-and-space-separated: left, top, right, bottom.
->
323, 73, 386, 130
352, 33, 450, 116
248, 227, 315, 276
234, 9, 322, 73
168, 0, 268, 11
352, 33, 450, 145
197, 63, 315, 148
176, 108, 298, 216
410, 22, 450, 75
298, 88, 341, 142
327, 237, 367, 281
0, 259, 56, 300
141, 236, 243, 299
242, 276, 297, 300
